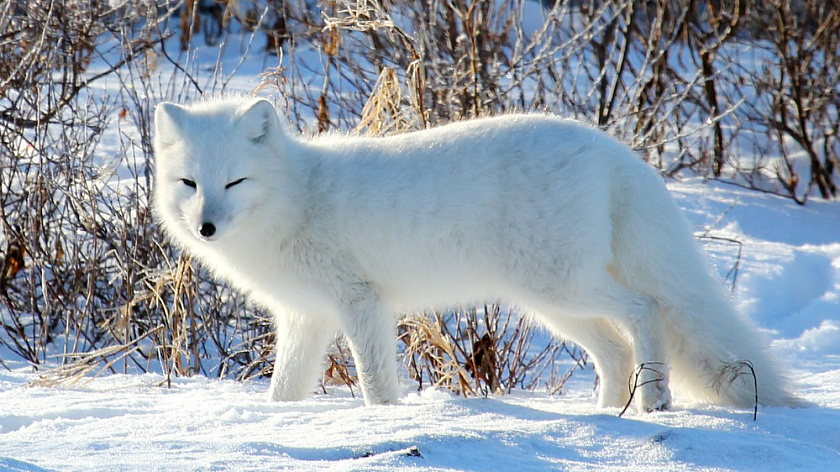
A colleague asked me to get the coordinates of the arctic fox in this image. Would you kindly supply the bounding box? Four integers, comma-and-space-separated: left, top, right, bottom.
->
153, 97, 798, 411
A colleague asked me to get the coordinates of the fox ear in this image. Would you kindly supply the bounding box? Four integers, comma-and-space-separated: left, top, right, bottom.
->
154, 102, 188, 152
237, 99, 280, 145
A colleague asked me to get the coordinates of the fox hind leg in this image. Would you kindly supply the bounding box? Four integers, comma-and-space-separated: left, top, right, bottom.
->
534, 279, 670, 411
538, 316, 635, 408
595, 283, 672, 412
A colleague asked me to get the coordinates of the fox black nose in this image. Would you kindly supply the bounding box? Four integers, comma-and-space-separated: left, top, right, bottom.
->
199, 222, 216, 238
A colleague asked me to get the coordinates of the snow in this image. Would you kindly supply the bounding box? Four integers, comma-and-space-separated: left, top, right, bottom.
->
3, 12, 840, 472
2, 345, 840, 471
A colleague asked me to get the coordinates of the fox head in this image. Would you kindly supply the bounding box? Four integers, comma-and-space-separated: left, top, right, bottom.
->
153, 98, 291, 246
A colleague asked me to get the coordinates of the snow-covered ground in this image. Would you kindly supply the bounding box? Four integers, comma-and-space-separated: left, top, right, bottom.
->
2, 179, 838, 472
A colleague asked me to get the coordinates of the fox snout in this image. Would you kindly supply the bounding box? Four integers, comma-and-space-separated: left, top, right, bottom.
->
191, 197, 225, 241
198, 222, 217, 238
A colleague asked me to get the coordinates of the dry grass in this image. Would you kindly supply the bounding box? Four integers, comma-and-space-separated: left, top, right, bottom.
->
399, 305, 588, 398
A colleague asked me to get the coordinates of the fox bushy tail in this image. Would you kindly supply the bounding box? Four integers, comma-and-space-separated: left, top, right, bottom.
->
659, 289, 799, 407
611, 170, 800, 408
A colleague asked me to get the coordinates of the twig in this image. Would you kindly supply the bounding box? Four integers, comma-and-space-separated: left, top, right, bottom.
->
714, 360, 759, 421
618, 362, 666, 418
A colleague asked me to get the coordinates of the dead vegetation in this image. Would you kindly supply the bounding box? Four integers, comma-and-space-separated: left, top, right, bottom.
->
399, 305, 588, 397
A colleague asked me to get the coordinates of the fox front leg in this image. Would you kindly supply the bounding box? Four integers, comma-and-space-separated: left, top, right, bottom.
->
268, 311, 337, 402
339, 291, 401, 406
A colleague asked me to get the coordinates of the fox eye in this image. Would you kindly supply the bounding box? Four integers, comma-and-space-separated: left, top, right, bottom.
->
181, 179, 197, 188
225, 178, 246, 189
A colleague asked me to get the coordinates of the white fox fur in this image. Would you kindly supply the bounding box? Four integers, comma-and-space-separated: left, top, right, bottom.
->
153, 97, 798, 411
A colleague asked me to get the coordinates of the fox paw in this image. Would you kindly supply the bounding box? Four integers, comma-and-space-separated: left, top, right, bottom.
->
632, 362, 671, 412
640, 384, 671, 412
